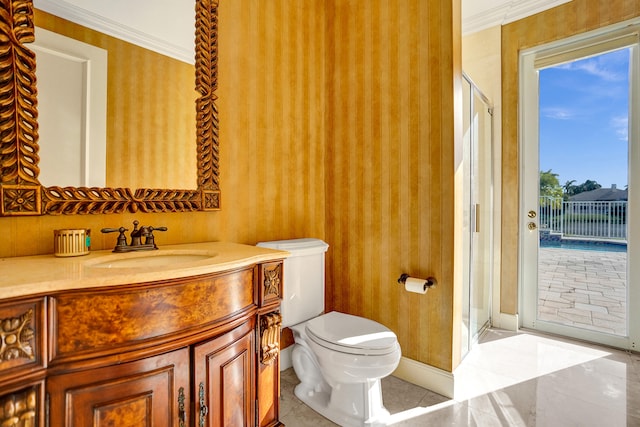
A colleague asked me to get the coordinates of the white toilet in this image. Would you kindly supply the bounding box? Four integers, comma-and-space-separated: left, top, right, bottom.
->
257, 238, 401, 427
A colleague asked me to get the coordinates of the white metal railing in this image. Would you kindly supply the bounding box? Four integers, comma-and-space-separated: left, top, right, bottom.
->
539, 196, 627, 240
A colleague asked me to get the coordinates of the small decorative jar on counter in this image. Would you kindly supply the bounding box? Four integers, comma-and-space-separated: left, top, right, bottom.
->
53, 229, 91, 257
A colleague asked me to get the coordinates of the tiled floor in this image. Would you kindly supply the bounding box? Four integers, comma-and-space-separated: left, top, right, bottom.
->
280, 328, 640, 426
538, 247, 627, 335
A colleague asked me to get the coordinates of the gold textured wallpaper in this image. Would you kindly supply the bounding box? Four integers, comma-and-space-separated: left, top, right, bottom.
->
0, 0, 461, 373
324, 0, 461, 370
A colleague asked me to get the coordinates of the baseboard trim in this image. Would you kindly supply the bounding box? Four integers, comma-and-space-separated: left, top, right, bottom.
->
495, 312, 519, 331
392, 357, 454, 399
280, 346, 293, 371
282, 351, 457, 400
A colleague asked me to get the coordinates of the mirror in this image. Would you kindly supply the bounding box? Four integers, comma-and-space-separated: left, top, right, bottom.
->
0, 0, 220, 216
32, 14, 197, 190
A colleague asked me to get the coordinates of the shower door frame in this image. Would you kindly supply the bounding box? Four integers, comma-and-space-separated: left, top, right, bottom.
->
461, 72, 494, 358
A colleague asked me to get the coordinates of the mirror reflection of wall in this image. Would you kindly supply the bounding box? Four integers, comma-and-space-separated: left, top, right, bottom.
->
34, 9, 197, 190
33, 27, 107, 188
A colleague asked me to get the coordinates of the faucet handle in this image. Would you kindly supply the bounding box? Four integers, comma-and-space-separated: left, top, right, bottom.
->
101, 227, 125, 233
144, 226, 167, 248
101, 226, 128, 250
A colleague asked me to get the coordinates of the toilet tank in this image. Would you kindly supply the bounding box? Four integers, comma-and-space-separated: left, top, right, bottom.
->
257, 238, 329, 327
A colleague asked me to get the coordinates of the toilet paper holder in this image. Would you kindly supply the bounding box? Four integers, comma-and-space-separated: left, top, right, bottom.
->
397, 273, 437, 292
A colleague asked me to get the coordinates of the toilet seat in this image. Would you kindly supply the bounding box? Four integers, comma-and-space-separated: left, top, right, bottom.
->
305, 311, 399, 356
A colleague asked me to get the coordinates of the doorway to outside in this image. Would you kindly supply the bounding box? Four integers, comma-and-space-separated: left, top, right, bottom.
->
519, 23, 640, 350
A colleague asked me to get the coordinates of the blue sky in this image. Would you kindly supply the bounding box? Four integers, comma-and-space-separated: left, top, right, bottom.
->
539, 48, 630, 189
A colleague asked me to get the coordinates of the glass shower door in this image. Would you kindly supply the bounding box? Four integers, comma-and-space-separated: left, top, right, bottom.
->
461, 73, 493, 358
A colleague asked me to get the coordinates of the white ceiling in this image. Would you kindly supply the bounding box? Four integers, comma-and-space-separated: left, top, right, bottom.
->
33, 0, 573, 62
462, 0, 572, 34
33, 0, 196, 63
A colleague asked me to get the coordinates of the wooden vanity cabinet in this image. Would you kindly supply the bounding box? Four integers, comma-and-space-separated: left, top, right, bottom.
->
0, 259, 285, 427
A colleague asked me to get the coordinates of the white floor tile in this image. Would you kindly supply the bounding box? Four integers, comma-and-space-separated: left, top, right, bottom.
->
280, 328, 640, 426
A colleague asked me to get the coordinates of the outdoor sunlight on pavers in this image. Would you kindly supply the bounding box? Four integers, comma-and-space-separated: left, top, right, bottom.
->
538, 247, 627, 336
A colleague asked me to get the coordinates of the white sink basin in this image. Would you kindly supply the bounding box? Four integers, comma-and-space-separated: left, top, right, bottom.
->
88, 251, 217, 269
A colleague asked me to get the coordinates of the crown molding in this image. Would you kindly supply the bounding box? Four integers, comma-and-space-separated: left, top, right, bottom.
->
34, 0, 571, 58
463, 0, 572, 35
33, 0, 193, 64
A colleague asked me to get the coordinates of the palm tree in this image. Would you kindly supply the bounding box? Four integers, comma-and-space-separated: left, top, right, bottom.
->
563, 180, 577, 198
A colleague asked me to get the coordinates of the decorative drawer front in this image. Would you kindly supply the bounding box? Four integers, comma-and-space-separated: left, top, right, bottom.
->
0, 298, 45, 382
50, 268, 255, 363
258, 261, 283, 307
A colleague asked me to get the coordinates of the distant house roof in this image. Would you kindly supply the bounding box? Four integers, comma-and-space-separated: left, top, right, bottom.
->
569, 187, 628, 202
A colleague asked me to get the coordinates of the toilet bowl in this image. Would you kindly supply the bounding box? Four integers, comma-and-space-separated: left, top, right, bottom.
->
290, 311, 401, 427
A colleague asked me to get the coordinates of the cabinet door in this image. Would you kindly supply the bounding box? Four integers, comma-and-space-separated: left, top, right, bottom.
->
194, 320, 255, 427
47, 348, 190, 427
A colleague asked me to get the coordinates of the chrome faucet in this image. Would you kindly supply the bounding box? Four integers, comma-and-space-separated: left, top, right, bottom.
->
101, 220, 168, 253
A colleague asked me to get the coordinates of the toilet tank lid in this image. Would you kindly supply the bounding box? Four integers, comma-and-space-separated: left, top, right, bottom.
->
257, 238, 329, 256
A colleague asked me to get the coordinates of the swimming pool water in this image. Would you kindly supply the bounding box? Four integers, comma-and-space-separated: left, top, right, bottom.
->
540, 240, 627, 252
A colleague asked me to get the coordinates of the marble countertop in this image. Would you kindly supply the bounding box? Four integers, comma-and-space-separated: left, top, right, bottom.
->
0, 242, 289, 300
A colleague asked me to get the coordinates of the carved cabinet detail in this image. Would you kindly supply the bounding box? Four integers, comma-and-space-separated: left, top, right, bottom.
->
259, 312, 282, 365
256, 312, 282, 427
256, 261, 283, 427
0, 384, 40, 427
1, 309, 35, 362
259, 262, 283, 307
0, 298, 45, 397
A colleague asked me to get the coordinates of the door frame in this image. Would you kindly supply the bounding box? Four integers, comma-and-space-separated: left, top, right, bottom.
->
518, 21, 640, 351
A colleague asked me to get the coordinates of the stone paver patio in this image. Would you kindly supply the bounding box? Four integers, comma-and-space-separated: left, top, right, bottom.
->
538, 247, 627, 336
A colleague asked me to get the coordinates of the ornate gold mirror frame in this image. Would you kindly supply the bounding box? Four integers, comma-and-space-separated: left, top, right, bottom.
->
0, 0, 219, 216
